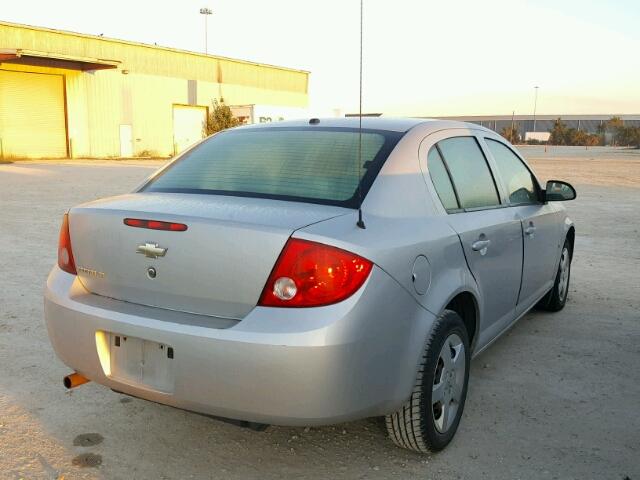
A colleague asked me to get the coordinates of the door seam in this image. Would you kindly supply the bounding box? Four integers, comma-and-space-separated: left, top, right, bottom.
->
515, 220, 525, 306
454, 233, 478, 285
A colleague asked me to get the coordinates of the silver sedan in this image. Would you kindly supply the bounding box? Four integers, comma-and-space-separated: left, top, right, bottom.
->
44, 118, 576, 452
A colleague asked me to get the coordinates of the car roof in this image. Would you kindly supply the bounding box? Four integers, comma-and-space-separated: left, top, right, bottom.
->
236, 117, 494, 134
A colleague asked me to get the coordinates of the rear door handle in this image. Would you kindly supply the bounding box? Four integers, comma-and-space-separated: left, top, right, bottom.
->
524, 225, 536, 236
471, 239, 491, 252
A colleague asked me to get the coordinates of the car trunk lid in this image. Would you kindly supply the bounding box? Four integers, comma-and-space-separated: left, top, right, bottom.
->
69, 192, 349, 319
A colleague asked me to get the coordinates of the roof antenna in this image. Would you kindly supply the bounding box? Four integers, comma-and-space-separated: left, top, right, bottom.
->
356, 0, 366, 229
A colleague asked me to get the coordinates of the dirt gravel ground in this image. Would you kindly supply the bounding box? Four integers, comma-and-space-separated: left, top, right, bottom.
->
520, 146, 640, 188
0, 147, 639, 480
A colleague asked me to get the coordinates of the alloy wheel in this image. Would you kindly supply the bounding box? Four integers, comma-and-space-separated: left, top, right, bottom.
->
432, 333, 466, 433
558, 247, 570, 301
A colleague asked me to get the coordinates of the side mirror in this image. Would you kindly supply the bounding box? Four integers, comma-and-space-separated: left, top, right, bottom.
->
544, 180, 576, 202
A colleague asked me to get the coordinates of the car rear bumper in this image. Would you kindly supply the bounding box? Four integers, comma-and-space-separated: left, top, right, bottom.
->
44, 265, 435, 426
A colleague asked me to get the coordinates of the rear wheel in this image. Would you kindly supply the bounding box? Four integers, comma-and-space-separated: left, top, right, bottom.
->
537, 239, 572, 312
385, 310, 470, 453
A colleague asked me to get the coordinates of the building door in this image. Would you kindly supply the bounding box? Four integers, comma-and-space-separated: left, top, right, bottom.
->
172, 105, 206, 155
119, 124, 133, 157
0, 70, 67, 158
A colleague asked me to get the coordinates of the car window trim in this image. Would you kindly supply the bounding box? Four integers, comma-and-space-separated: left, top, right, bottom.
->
433, 144, 462, 212
482, 136, 543, 206
436, 135, 503, 213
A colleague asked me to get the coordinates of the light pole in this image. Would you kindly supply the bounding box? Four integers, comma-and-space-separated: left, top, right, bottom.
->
200, 7, 212, 54
532, 86, 539, 133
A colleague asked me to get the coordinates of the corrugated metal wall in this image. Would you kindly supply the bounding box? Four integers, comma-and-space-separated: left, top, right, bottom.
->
0, 22, 308, 94
471, 118, 640, 136
0, 22, 309, 158
444, 115, 640, 137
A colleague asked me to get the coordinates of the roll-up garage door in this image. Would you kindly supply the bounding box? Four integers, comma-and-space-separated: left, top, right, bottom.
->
0, 70, 67, 158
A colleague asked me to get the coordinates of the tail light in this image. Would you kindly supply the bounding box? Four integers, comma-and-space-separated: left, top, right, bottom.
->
58, 213, 77, 275
259, 238, 373, 308
124, 218, 188, 231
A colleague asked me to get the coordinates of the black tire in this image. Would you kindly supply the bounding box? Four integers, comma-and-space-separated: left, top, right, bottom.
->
385, 310, 470, 453
536, 238, 572, 312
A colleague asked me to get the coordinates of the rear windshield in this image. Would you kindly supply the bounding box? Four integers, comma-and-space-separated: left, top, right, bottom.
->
142, 127, 404, 208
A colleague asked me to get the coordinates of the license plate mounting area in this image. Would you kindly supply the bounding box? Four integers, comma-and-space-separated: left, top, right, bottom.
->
107, 333, 175, 393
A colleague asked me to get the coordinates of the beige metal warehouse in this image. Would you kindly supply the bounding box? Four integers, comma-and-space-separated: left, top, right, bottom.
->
0, 21, 309, 159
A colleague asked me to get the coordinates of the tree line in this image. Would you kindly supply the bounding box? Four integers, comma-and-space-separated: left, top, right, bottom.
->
202, 101, 640, 149
501, 117, 640, 147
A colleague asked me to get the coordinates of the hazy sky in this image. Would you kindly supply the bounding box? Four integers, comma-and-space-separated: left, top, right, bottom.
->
2, 0, 639, 116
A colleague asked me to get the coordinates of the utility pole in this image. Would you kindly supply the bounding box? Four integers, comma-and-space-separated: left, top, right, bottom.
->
200, 7, 213, 54
532, 86, 539, 132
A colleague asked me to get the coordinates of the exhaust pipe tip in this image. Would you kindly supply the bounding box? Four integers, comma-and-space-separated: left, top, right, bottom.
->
63, 372, 90, 389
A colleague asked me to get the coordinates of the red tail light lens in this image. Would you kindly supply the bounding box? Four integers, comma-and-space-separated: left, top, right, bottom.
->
124, 218, 188, 231
259, 238, 373, 308
58, 213, 77, 275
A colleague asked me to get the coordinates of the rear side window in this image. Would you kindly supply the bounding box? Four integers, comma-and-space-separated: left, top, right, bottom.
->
143, 127, 403, 208
485, 139, 538, 205
427, 147, 459, 211
437, 137, 500, 209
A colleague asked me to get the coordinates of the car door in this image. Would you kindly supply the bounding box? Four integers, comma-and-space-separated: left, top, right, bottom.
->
425, 133, 523, 349
482, 137, 561, 314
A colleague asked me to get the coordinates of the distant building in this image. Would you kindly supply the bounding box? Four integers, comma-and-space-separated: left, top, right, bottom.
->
345, 113, 384, 118
0, 21, 309, 159
524, 131, 551, 142
229, 104, 308, 125
433, 114, 640, 140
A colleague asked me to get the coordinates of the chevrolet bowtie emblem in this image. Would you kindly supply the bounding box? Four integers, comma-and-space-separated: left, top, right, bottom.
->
136, 242, 167, 259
